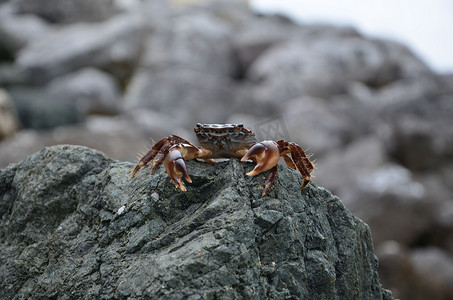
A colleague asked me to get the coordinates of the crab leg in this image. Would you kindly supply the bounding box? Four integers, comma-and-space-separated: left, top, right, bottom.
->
132, 138, 168, 177
262, 165, 278, 197
148, 150, 167, 175
289, 143, 314, 189
283, 154, 296, 169
131, 135, 193, 178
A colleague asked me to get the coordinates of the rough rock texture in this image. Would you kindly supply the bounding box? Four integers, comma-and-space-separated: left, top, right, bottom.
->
1, 1, 452, 298
0, 145, 392, 299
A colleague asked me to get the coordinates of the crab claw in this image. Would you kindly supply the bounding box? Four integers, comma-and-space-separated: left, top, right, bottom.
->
241, 141, 280, 176
164, 147, 192, 191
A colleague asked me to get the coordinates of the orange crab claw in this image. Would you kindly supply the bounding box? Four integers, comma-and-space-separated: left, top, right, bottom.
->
241, 141, 280, 176
164, 147, 192, 191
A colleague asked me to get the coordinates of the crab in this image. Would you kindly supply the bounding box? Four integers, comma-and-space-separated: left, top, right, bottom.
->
131, 123, 314, 197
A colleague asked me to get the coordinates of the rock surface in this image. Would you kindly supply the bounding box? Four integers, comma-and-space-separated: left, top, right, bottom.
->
10, 0, 116, 24
0, 145, 392, 299
16, 13, 144, 84
7, 87, 84, 129
1, 0, 453, 298
46, 67, 121, 115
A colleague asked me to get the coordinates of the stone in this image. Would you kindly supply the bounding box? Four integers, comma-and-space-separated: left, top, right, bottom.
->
376, 241, 453, 300
0, 12, 51, 54
11, 0, 116, 24
123, 8, 239, 127
16, 13, 144, 84
315, 137, 389, 199
410, 247, 453, 296
139, 11, 234, 77
46, 67, 121, 115
382, 87, 453, 172
0, 63, 29, 87
7, 87, 84, 129
124, 67, 236, 128
282, 96, 353, 157
232, 15, 299, 75
348, 164, 435, 246
246, 34, 431, 102
0, 145, 392, 299
314, 137, 439, 247
0, 111, 192, 168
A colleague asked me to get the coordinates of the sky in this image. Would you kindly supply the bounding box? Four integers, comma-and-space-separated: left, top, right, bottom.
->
250, 0, 453, 74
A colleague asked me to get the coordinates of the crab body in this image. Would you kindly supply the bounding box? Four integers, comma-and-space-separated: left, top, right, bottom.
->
194, 123, 256, 158
132, 123, 314, 197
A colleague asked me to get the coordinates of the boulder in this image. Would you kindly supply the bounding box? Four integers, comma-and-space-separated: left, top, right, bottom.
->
0, 12, 51, 54
46, 67, 121, 116
232, 15, 300, 75
314, 137, 440, 247
0, 145, 393, 299
7, 87, 84, 129
10, 0, 116, 24
246, 34, 431, 103
124, 67, 236, 128
16, 13, 145, 84
123, 9, 238, 127
139, 11, 234, 77
0, 63, 29, 87
383, 89, 453, 171
282, 96, 353, 157
376, 241, 453, 300
0, 111, 189, 168
410, 247, 453, 296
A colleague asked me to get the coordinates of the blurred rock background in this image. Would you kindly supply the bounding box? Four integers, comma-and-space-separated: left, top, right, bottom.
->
0, 0, 452, 299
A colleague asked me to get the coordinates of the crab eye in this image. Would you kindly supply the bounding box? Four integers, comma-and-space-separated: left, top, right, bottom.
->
237, 123, 243, 128
196, 123, 202, 128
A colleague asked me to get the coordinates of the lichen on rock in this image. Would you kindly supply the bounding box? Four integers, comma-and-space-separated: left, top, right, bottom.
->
0, 145, 393, 299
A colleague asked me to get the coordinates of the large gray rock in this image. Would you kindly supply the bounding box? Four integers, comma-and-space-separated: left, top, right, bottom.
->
0, 12, 51, 54
0, 145, 392, 299
376, 241, 453, 300
46, 67, 121, 116
124, 67, 236, 128
232, 15, 300, 74
7, 87, 84, 129
123, 8, 238, 127
246, 34, 431, 103
410, 247, 453, 297
11, 0, 116, 24
380, 77, 453, 172
16, 13, 144, 84
0, 63, 29, 87
0, 111, 191, 168
139, 11, 234, 77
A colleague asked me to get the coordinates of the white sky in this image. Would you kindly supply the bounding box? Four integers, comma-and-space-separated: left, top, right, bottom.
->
250, 0, 453, 74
